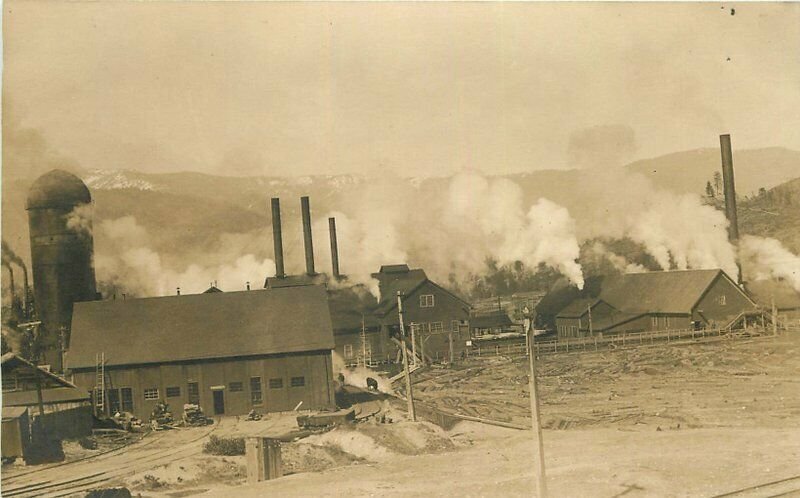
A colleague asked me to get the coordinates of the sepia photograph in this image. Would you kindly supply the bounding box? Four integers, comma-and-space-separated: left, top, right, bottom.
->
1, 1, 799, 497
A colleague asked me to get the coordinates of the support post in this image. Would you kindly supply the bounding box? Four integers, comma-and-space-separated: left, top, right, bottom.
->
397, 292, 416, 422
410, 322, 418, 367
449, 330, 454, 364
772, 299, 778, 335
246, 437, 282, 483
527, 328, 548, 498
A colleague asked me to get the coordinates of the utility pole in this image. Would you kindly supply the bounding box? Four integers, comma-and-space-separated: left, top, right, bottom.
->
59, 326, 67, 373
397, 292, 416, 421
527, 327, 548, 498
360, 314, 367, 367
588, 304, 593, 337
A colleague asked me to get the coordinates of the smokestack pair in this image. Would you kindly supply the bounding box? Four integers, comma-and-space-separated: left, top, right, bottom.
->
719, 134, 743, 285
270, 196, 340, 279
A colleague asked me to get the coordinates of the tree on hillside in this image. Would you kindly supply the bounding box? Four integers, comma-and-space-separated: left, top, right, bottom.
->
713, 171, 722, 196
706, 181, 716, 198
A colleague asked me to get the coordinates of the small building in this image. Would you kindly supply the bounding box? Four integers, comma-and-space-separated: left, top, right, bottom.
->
372, 265, 471, 362
327, 286, 387, 366
1, 353, 92, 460
67, 285, 336, 421
746, 280, 800, 322
552, 269, 758, 337
470, 310, 515, 336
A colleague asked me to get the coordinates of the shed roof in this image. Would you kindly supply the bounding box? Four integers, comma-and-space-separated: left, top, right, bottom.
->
746, 280, 800, 310
3, 387, 89, 407
556, 298, 605, 319
1, 353, 77, 388
68, 285, 335, 369
2, 406, 28, 420
470, 310, 513, 329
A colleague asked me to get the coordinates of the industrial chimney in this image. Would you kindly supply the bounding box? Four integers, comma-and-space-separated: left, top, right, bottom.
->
301, 196, 316, 276
719, 134, 743, 285
271, 198, 285, 279
328, 217, 341, 280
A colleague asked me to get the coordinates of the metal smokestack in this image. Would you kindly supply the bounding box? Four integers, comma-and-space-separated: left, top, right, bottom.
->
719, 134, 743, 284
271, 198, 285, 279
301, 196, 316, 276
328, 217, 340, 279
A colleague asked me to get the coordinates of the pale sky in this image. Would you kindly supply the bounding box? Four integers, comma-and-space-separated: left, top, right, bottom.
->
4, 1, 800, 178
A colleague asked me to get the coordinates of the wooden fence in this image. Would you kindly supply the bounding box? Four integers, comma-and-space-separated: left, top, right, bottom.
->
469, 324, 789, 359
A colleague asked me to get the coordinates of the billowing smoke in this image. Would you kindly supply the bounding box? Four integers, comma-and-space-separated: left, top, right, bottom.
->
93, 216, 277, 296
587, 242, 647, 274
65, 204, 93, 235
2, 240, 26, 269
331, 352, 394, 394
311, 172, 585, 293
741, 235, 800, 291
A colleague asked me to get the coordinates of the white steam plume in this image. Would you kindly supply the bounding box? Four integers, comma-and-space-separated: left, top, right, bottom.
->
331, 352, 394, 394
94, 216, 276, 296
588, 242, 647, 273
315, 172, 585, 291
741, 235, 800, 291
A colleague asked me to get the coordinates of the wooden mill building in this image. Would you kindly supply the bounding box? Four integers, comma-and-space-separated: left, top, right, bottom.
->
551, 269, 758, 338
372, 264, 471, 363
328, 265, 472, 365
67, 285, 336, 420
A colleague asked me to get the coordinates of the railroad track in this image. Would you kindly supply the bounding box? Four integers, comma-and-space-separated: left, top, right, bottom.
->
4, 419, 231, 498
2, 430, 165, 483
711, 475, 800, 498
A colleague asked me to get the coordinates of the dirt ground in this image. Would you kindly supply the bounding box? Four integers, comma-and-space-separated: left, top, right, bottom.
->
206, 331, 800, 497
7, 331, 798, 497
413, 330, 800, 431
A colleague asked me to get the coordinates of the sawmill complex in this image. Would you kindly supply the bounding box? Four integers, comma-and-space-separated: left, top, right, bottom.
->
67, 285, 336, 420
544, 269, 758, 338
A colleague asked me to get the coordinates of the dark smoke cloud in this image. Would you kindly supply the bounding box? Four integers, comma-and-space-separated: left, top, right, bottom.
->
2, 101, 83, 182
2, 240, 26, 269
567, 124, 638, 169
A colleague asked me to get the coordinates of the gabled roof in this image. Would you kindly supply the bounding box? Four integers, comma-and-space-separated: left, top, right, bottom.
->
372, 265, 430, 315
373, 270, 471, 316
470, 310, 513, 329
598, 269, 729, 314
546, 269, 753, 327
203, 285, 223, 293
68, 285, 335, 370
746, 280, 800, 310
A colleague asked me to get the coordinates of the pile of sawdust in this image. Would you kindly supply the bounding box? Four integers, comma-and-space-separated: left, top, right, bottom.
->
126, 456, 246, 491
282, 441, 364, 474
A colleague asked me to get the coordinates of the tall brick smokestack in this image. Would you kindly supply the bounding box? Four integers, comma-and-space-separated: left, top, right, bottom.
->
271, 198, 285, 279
301, 196, 316, 276
329, 217, 340, 279
719, 134, 743, 285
